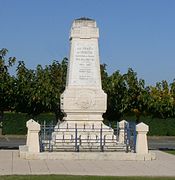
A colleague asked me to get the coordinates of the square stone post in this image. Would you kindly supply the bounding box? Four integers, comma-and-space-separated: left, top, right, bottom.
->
136, 122, 149, 154
26, 119, 41, 153
119, 120, 128, 144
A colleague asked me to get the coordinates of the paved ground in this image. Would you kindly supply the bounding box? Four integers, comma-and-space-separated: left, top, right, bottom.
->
1, 135, 175, 150
0, 135, 26, 149
148, 136, 175, 150
0, 150, 175, 176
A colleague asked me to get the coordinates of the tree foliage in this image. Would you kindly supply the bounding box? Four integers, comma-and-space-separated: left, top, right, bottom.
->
1, 48, 175, 122
15, 58, 68, 119
0, 48, 16, 121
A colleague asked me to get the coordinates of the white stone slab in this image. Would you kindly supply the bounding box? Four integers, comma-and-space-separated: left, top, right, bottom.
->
19, 150, 156, 161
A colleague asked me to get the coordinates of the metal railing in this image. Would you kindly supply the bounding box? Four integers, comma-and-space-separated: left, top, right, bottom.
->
125, 122, 137, 153
39, 121, 136, 153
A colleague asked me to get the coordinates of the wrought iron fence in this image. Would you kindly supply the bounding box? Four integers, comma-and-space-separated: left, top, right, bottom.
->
125, 121, 136, 153
39, 121, 136, 153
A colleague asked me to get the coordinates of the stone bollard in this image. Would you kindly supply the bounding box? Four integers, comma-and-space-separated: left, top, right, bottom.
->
26, 119, 40, 153
136, 122, 149, 154
119, 120, 128, 144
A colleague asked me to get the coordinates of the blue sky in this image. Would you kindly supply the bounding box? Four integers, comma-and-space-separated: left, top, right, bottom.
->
0, 0, 175, 85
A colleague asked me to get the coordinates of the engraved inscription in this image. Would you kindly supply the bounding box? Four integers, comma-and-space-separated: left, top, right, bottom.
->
71, 42, 97, 85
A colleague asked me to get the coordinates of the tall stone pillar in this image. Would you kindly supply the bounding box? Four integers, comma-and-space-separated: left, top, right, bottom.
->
60, 18, 107, 127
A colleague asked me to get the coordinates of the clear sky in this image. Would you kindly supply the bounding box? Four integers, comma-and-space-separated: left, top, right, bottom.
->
0, 0, 175, 85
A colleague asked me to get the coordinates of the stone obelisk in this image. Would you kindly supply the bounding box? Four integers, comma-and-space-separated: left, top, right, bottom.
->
60, 17, 107, 127
51, 18, 119, 151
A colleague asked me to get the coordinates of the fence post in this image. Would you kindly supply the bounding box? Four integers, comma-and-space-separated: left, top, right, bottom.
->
119, 120, 128, 144
43, 120, 46, 142
48, 123, 53, 152
126, 123, 130, 152
133, 123, 137, 153
100, 124, 103, 152
116, 121, 119, 141
75, 123, 79, 152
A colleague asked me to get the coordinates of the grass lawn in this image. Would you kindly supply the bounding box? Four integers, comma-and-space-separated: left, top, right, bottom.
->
164, 150, 175, 155
0, 176, 175, 180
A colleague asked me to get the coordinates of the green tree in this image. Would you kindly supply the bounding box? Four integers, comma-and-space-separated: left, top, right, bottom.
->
104, 70, 128, 121
15, 61, 36, 115
148, 80, 173, 118
170, 79, 175, 117
103, 68, 146, 122
100, 63, 109, 91
123, 68, 146, 122
36, 58, 67, 120
15, 58, 68, 120
0, 48, 16, 121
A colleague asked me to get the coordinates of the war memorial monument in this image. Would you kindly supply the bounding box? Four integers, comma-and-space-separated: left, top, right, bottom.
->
19, 18, 155, 161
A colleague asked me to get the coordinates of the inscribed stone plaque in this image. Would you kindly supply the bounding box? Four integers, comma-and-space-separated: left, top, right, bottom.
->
70, 41, 98, 86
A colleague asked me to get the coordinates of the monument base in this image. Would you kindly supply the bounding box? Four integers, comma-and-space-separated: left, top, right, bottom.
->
49, 121, 126, 152
19, 146, 156, 161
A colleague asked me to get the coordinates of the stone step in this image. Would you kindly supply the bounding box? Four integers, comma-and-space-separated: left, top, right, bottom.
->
43, 142, 127, 152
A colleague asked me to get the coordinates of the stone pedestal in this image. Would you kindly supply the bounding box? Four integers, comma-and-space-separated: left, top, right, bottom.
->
136, 122, 149, 154
26, 119, 40, 153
